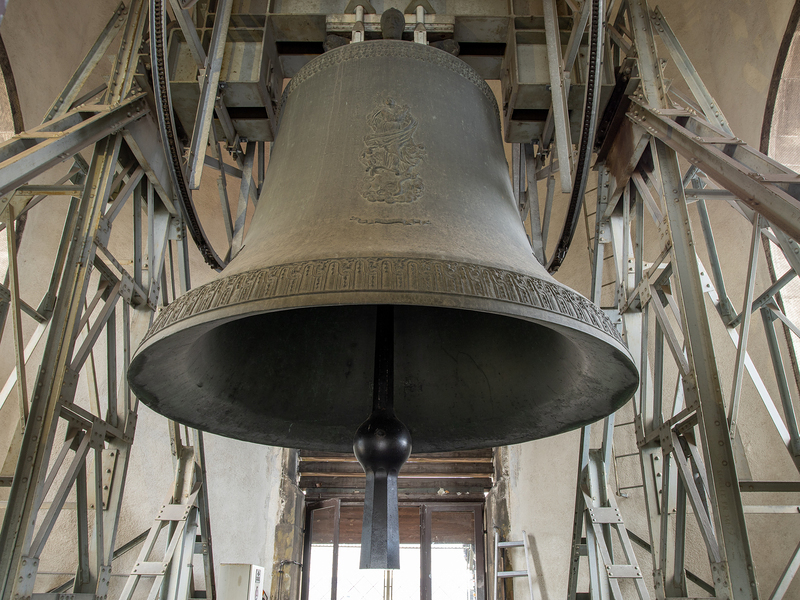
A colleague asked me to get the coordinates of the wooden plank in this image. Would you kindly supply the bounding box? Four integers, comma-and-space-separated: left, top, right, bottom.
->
299, 476, 493, 490
300, 455, 492, 464
301, 471, 493, 479
299, 462, 493, 476
299, 449, 493, 460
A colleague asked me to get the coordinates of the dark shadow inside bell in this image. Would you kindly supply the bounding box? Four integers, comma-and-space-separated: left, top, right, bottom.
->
160, 304, 637, 453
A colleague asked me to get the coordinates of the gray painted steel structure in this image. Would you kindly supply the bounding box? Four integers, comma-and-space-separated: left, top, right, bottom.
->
1, 1, 800, 599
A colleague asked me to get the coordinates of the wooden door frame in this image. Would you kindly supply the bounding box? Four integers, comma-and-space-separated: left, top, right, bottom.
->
301, 498, 341, 600
301, 500, 485, 600
421, 503, 485, 600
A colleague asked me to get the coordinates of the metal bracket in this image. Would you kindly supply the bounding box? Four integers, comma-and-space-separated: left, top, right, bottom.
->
405, 0, 435, 14
101, 448, 119, 510
344, 1, 376, 13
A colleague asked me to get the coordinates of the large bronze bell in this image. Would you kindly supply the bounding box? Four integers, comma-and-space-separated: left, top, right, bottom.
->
128, 39, 638, 569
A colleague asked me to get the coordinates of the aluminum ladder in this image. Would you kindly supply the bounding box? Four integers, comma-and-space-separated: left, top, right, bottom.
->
493, 529, 539, 600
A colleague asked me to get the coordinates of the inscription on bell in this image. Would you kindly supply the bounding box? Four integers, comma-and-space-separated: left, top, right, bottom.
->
359, 98, 425, 204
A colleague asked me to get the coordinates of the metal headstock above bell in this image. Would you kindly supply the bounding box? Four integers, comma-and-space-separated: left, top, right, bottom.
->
128, 39, 638, 568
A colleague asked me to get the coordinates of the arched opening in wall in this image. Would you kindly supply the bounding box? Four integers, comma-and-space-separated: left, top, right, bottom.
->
763, 2, 800, 387
0, 33, 23, 277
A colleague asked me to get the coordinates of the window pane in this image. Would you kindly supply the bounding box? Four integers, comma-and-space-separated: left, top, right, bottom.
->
308, 506, 335, 600
336, 505, 421, 600
430, 511, 477, 600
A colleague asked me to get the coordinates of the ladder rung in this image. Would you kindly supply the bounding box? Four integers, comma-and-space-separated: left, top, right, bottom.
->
498, 570, 528, 578
498, 541, 525, 548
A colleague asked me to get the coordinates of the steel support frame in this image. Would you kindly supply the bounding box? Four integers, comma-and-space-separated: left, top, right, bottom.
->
574, 0, 800, 597
0, 5, 216, 600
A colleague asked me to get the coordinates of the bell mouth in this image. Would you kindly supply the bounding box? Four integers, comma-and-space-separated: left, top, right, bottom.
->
129, 296, 638, 453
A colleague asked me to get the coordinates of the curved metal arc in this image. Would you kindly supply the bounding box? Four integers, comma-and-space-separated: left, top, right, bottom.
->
149, 0, 225, 271
546, 0, 605, 274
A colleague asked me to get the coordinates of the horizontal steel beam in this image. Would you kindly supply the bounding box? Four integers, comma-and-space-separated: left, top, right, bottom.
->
629, 101, 800, 241
0, 95, 148, 199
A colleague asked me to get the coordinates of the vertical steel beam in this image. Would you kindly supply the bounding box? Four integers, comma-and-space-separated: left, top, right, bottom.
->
524, 144, 545, 264
694, 196, 736, 322
628, 0, 758, 594
75, 464, 91, 590
0, 134, 122, 600
187, 0, 234, 189
230, 141, 256, 258
628, 0, 668, 109
4, 204, 28, 427
193, 430, 217, 600
541, 172, 556, 256
108, 0, 147, 105
211, 129, 234, 248
543, 0, 574, 193
761, 308, 800, 458
655, 138, 758, 598
729, 216, 762, 436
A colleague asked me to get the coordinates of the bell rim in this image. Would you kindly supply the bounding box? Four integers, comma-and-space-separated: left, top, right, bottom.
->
129, 297, 639, 453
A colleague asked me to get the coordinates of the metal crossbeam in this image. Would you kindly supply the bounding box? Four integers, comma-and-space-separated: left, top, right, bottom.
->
628, 102, 800, 241
0, 95, 148, 199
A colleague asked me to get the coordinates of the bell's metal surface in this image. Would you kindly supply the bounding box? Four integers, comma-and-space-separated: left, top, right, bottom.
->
128, 40, 638, 455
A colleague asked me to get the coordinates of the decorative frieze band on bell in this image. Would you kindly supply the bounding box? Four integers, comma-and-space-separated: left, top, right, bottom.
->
143, 256, 624, 346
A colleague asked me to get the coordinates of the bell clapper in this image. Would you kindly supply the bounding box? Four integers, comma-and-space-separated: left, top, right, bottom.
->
353, 305, 412, 569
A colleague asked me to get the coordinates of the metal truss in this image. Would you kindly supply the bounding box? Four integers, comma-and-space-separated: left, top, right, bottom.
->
0, 4, 217, 600
5, 1, 800, 599
510, 0, 800, 597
